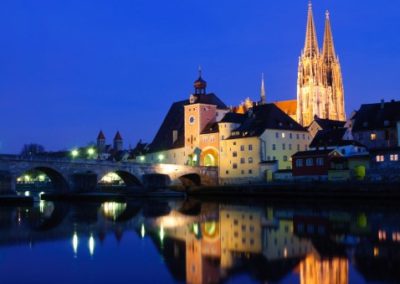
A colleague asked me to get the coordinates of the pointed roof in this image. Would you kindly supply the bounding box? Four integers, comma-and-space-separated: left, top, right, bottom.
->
303, 1, 319, 58
97, 130, 106, 140
322, 10, 336, 62
260, 73, 266, 104
114, 131, 123, 141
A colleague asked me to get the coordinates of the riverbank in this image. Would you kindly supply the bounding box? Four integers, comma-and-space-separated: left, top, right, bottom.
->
185, 181, 400, 201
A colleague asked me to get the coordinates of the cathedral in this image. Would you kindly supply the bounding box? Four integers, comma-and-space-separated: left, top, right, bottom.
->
297, 2, 346, 126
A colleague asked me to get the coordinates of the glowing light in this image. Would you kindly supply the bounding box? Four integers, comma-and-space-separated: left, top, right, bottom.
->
158, 154, 165, 162
38, 175, 46, 182
193, 223, 199, 236
99, 172, 123, 185
24, 191, 30, 197
140, 156, 145, 162
72, 232, 79, 256
88, 235, 95, 256
192, 154, 198, 162
141, 224, 146, 238
24, 175, 31, 182
159, 226, 165, 242
101, 202, 127, 220
71, 149, 79, 158
39, 200, 45, 213
284, 247, 288, 258
87, 148, 95, 156
374, 247, 379, 257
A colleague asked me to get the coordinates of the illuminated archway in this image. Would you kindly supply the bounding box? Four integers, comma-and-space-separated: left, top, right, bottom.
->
200, 148, 219, 167
16, 167, 69, 192
99, 171, 142, 187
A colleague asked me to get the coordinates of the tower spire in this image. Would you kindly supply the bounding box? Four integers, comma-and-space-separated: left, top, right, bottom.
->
304, 1, 319, 57
260, 73, 266, 104
322, 10, 336, 62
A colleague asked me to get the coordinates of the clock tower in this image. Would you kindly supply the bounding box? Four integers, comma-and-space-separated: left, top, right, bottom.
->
184, 69, 218, 165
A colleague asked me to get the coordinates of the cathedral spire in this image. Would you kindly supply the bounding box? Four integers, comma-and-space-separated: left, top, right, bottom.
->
322, 10, 336, 62
260, 73, 266, 104
303, 1, 319, 57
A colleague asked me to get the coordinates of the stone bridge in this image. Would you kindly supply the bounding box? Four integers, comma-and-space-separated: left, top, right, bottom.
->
0, 155, 218, 193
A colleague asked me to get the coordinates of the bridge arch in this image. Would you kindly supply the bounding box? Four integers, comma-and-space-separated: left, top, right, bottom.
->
200, 147, 219, 167
98, 170, 142, 187
16, 166, 70, 192
178, 173, 202, 187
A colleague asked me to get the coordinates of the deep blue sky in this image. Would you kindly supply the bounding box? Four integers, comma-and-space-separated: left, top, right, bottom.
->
1, 0, 399, 153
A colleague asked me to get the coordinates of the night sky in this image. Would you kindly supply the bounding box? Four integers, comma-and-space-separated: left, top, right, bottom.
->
1, 0, 399, 153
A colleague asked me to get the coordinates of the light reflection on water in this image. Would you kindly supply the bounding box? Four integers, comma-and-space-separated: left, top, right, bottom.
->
0, 199, 399, 284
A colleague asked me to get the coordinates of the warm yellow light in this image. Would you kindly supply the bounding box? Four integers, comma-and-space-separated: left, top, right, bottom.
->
87, 148, 95, 156
158, 154, 165, 161
38, 175, 46, 182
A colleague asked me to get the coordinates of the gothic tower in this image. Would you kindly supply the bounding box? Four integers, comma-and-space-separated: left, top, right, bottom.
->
321, 11, 346, 122
297, 2, 346, 126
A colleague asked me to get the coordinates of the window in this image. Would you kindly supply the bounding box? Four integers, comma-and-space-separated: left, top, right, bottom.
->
303, 134, 306, 139
248, 157, 253, 164
376, 155, 385, 162
316, 158, 324, 166
248, 144, 253, 151
306, 158, 314, 166
282, 144, 286, 150
248, 169, 253, 174
296, 159, 303, 167
296, 134, 300, 139
276, 132, 279, 138
240, 145, 245, 151
233, 142, 237, 145
283, 155, 288, 162
233, 151, 237, 157
225, 170, 229, 174
240, 158, 245, 164
272, 144, 276, 151
241, 170, 245, 174
370, 133, 377, 141
289, 144, 292, 150
282, 132, 286, 138
233, 163, 238, 169
289, 133, 293, 139
390, 154, 399, 161
297, 144, 300, 151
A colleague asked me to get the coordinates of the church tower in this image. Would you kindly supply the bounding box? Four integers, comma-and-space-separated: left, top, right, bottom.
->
297, 2, 346, 126
321, 11, 346, 122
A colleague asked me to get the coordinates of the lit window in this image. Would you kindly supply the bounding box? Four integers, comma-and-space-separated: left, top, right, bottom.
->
248, 157, 253, 164
390, 154, 399, 161
376, 155, 385, 162
306, 158, 313, 166
296, 159, 303, 167
282, 132, 286, 138
370, 133, 377, 141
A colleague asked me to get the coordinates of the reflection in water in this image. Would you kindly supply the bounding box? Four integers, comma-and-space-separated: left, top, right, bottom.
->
1, 200, 400, 283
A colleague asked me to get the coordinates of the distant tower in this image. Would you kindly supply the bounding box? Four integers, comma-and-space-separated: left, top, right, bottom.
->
296, 2, 346, 126
113, 131, 123, 152
97, 130, 106, 153
260, 73, 266, 104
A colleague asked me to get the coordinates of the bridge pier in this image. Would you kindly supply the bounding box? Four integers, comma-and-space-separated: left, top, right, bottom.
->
0, 172, 16, 195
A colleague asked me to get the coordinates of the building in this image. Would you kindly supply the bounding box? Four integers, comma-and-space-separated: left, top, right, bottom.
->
352, 100, 400, 150
219, 104, 310, 184
297, 3, 346, 126
308, 117, 346, 139
145, 70, 229, 166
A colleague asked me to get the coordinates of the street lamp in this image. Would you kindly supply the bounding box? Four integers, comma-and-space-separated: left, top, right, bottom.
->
158, 154, 164, 162
87, 148, 95, 156
71, 149, 79, 158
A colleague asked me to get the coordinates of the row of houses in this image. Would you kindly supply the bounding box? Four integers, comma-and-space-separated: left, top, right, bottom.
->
130, 73, 400, 184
